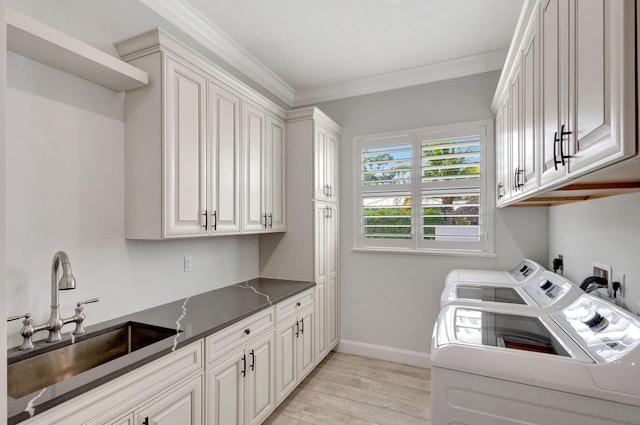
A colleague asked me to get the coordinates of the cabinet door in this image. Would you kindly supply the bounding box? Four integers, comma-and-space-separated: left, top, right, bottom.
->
242, 101, 267, 233
135, 373, 203, 425
521, 10, 540, 194
246, 332, 275, 425
110, 416, 134, 425
314, 203, 328, 363
325, 204, 339, 351
568, 0, 635, 172
326, 130, 339, 201
497, 95, 512, 203
540, 0, 569, 186
208, 82, 241, 234
163, 57, 207, 237
297, 308, 315, 380
275, 319, 297, 404
510, 59, 523, 196
206, 349, 245, 425
314, 125, 328, 200
265, 116, 286, 232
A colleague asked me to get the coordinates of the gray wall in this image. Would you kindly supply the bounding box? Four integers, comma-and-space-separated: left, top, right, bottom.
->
316, 71, 549, 364
549, 192, 640, 314
5, 53, 259, 348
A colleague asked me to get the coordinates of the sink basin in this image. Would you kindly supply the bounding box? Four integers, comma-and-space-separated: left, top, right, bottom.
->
8, 321, 178, 399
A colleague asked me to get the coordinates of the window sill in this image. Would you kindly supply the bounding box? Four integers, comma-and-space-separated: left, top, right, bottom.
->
351, 247, 497, 258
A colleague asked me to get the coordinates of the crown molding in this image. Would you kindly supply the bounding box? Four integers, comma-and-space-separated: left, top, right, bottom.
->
490, 0, 538, 111
292, 48, 508, 107
138, 0, 296, 106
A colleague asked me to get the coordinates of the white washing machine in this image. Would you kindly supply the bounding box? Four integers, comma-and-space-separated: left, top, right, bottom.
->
431, 293, 640, 424
445, 258, 545, 286
440, 270, 584, 313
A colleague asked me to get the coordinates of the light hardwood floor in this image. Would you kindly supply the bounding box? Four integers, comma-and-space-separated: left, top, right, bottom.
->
263, 351, 432, 425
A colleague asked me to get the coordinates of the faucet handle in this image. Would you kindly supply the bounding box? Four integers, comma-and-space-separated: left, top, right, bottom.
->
7, 314, 35, 350
72, 298, 99, 335
77, 298, 99, 307
7, 313, 31, 323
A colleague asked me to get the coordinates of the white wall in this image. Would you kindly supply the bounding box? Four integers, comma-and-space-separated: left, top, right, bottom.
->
5, 53, 259, 348
315, 71, 549, 366
549, 192, 640, 315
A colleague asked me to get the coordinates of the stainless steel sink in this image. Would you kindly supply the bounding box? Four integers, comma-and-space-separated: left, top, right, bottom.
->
8, 321, 177, 399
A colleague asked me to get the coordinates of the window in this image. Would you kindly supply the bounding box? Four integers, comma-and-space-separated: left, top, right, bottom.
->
354, 120, 493, 254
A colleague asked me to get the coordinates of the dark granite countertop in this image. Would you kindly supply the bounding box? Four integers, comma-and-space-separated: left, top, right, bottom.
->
7, 278, 315, 425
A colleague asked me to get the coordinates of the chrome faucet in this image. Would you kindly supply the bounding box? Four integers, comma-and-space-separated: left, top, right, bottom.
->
42, 251, 77, 342
6, 251, 99, 349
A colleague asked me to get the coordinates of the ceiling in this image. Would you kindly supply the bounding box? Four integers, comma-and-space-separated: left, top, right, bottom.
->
7, 0, 525, 107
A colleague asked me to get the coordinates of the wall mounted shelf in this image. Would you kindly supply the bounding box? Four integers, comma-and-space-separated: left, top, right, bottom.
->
6, 8, 148, 92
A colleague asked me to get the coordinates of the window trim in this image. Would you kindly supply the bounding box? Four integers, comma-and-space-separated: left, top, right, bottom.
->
352, 119, 495, 255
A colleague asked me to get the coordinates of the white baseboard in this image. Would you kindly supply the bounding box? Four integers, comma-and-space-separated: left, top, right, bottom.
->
336, 339, 431, 368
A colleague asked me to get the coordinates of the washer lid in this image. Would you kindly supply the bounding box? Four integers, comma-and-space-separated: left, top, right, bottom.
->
551, 295, 640, 363
437, 306, 589, 361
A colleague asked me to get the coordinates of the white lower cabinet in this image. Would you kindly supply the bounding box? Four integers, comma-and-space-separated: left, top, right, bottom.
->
275, 307, 314, 404
205, 329, 275, 425
135, 373, 203, 425
20, 341, 203, 425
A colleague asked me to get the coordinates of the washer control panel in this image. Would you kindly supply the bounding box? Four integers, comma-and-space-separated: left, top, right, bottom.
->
551, 295, 640, 362
508, 260, 540, 282
521, 272, 574, 307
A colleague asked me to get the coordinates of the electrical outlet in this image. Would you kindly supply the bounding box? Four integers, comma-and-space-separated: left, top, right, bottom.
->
184, 256, 193, 273
592, 262, 612, 295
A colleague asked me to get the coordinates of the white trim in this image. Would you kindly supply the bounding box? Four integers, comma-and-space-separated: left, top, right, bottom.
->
336, 339, 431, 369
293, 49, 509, 107
353, 119, 494, 254
490, 0, 539, 112
351, 247, 497, 258
285, 106, 342, 133
116, 28, 286, 119
138, 0, 296, 106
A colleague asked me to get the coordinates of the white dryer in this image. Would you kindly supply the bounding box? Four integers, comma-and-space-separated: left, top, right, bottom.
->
440, 270, 584, 313
444, 258, 545, 286
431, 293, 640, 424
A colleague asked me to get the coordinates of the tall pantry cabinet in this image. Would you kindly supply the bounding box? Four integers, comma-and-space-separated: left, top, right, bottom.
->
260, 107, 341, 364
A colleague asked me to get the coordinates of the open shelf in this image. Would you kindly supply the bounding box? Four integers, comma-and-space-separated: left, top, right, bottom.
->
6, 8, 148, 92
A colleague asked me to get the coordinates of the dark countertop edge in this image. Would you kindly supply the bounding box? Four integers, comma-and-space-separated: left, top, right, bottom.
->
8, 278, 315, 424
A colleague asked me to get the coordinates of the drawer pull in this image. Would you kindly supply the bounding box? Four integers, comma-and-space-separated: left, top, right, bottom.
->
244, 328, 251, 335
296, 301, 301, 307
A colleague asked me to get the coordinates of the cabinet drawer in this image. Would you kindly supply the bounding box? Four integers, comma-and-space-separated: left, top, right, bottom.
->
276, 289, 314, 324
206, 307, 275, 365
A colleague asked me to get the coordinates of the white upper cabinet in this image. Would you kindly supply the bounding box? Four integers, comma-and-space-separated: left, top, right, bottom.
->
520, 10, 540, 195
265, 116, 286, 232
116, 29, 286, 238
314, 123, 339, 202
540, 0, 566, 186
208, 81, 241, 235
164, 57, 208, 237
496, 94, 512, 206
242, 101, 268, 233
541, 0, 636, 187
565, 0, 635, 175
493, 0, 636, 206
242, 102, 286, 233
